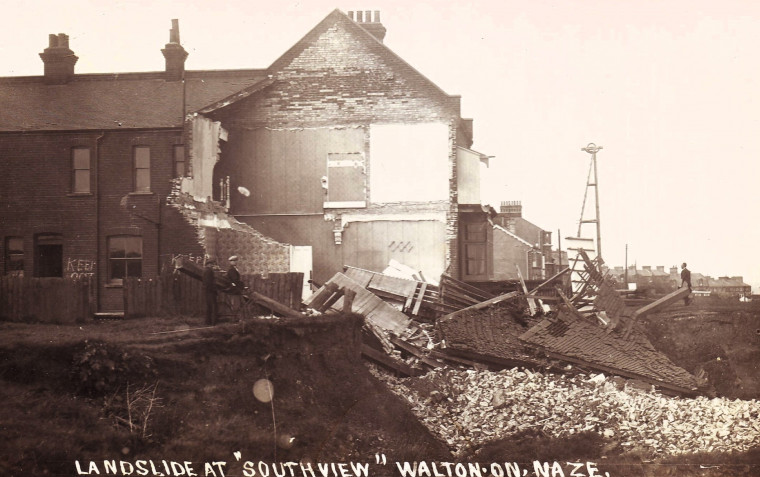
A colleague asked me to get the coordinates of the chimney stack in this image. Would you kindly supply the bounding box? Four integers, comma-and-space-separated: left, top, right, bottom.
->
348, 10, 386, 42
161, 19, 188, 81
39, 33, 78, 84
499, 201, 522, 218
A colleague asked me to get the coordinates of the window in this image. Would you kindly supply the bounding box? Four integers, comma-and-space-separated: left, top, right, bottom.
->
72, 147, 91, 193
325, 152, 365, 208
35, 233, 63, 277
464, 223, 487, 277
108, 236, 142, 284
173, 145, 186, 178
5, 237, 24, 276
133, 146, 151, 192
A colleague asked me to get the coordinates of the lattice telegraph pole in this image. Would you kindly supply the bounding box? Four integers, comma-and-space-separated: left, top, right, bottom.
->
577, 143, 603, 260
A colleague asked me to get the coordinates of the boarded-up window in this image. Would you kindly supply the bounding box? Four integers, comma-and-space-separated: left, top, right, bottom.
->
72, 147, 91, 193
325, 152, 365, 207
134, 146, 151, 192
108, 236, 142, 284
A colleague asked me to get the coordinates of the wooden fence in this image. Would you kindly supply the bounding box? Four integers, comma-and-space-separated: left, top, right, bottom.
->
0, 276, 93, 323
124, 272, 304, 319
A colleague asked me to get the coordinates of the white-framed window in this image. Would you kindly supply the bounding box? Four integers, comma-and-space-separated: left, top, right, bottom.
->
72, 147, 91, 193
133, 146, 151, 192
108, 235, 142, 284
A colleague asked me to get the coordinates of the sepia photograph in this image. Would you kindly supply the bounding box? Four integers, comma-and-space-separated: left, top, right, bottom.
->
1, 1, 759, 476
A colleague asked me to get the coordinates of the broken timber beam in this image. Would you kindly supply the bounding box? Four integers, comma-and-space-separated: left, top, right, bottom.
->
516, 264, 537, 316
390, 337, 445, 369
361, 344, 419, 377
622, 287, 690, 339
438, 291, 521, 322
247, 289, 306, 319
528, 267, 570, 295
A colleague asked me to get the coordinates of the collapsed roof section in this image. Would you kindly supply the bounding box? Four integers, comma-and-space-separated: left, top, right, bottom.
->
307, 250, 702, 396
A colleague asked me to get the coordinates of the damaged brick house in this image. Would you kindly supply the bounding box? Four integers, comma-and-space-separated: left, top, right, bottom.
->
191, 9, 495, 286
2, 9, 507, 312
0, 22, 294, 313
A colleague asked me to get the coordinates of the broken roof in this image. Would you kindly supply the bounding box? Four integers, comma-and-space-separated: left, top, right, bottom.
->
519, 311, 699, 394
0, 70, 268, 132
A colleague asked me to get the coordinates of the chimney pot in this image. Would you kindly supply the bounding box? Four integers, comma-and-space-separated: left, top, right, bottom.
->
162, 19, 188, 81
40, 32, 78, 84
348, 11, 354, 20
365, 10, 371, 22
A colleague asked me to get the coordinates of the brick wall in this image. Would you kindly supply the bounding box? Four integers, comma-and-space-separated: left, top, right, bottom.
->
0, 128, 213, 312
0, 132, 98, 279
210, 14, 465, 280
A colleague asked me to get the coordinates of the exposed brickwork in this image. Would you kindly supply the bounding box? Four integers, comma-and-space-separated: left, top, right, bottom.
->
167, 187, 291, 276
210, 12, 466, 281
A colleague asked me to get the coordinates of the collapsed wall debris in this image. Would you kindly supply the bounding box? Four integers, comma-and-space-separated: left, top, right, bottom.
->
304, 251, 702, 396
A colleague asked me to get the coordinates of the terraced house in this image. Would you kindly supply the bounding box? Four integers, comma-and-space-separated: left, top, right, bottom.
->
0, 9, 497, 313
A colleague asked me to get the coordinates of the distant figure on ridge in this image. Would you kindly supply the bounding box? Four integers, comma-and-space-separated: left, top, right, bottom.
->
680, 262, 692, 305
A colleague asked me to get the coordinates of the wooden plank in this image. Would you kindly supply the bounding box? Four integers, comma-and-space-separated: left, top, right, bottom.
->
440, 274, 494, 301
342, 266, 374, 287
429, 349, 487, 369
325, 273, 412, 335
412, 282, 427, 316
623, 287, 690, 339
390, 337, 444, 368
528, 267, 570, 294
516, 264, 537, 316
361, 344, 418, 377
342, 288, 356, 313
320, 287, 345, 312
247, 289, 306, 319
438, 291, 522, 322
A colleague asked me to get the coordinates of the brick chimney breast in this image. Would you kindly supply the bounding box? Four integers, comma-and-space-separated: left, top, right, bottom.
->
349, 9, 386, 42
39, 33, 78, 84
161, 19, 188, 81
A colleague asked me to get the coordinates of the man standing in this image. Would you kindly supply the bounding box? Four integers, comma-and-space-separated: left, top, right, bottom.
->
203, 259, 218, 325
227, 255, 243, 293
680, 262, 692, 305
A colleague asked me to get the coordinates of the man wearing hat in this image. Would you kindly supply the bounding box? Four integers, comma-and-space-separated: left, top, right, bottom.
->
227, 255, 243, 294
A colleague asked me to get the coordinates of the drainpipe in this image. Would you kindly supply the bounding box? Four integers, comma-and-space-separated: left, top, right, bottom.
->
94, 131, 105, 314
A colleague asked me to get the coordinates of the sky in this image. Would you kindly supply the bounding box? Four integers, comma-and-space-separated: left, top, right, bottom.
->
2, 0, 759, 291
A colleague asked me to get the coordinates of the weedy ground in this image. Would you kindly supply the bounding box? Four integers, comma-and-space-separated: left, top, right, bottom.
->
0, 297, 758, 477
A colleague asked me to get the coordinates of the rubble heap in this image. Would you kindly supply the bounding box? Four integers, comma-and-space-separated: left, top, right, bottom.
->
372, 367, 760, 458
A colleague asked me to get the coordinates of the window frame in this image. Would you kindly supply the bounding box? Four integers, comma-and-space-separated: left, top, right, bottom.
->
107, 235, 143, 285
71, 147, 91, 194
173, 144, 186, 178
133, 146, 151, 192
4, 236, 24, 276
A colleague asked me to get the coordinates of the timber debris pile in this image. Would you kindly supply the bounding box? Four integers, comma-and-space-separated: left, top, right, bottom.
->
178, 251, 760, 458
305, 252, 702, 396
